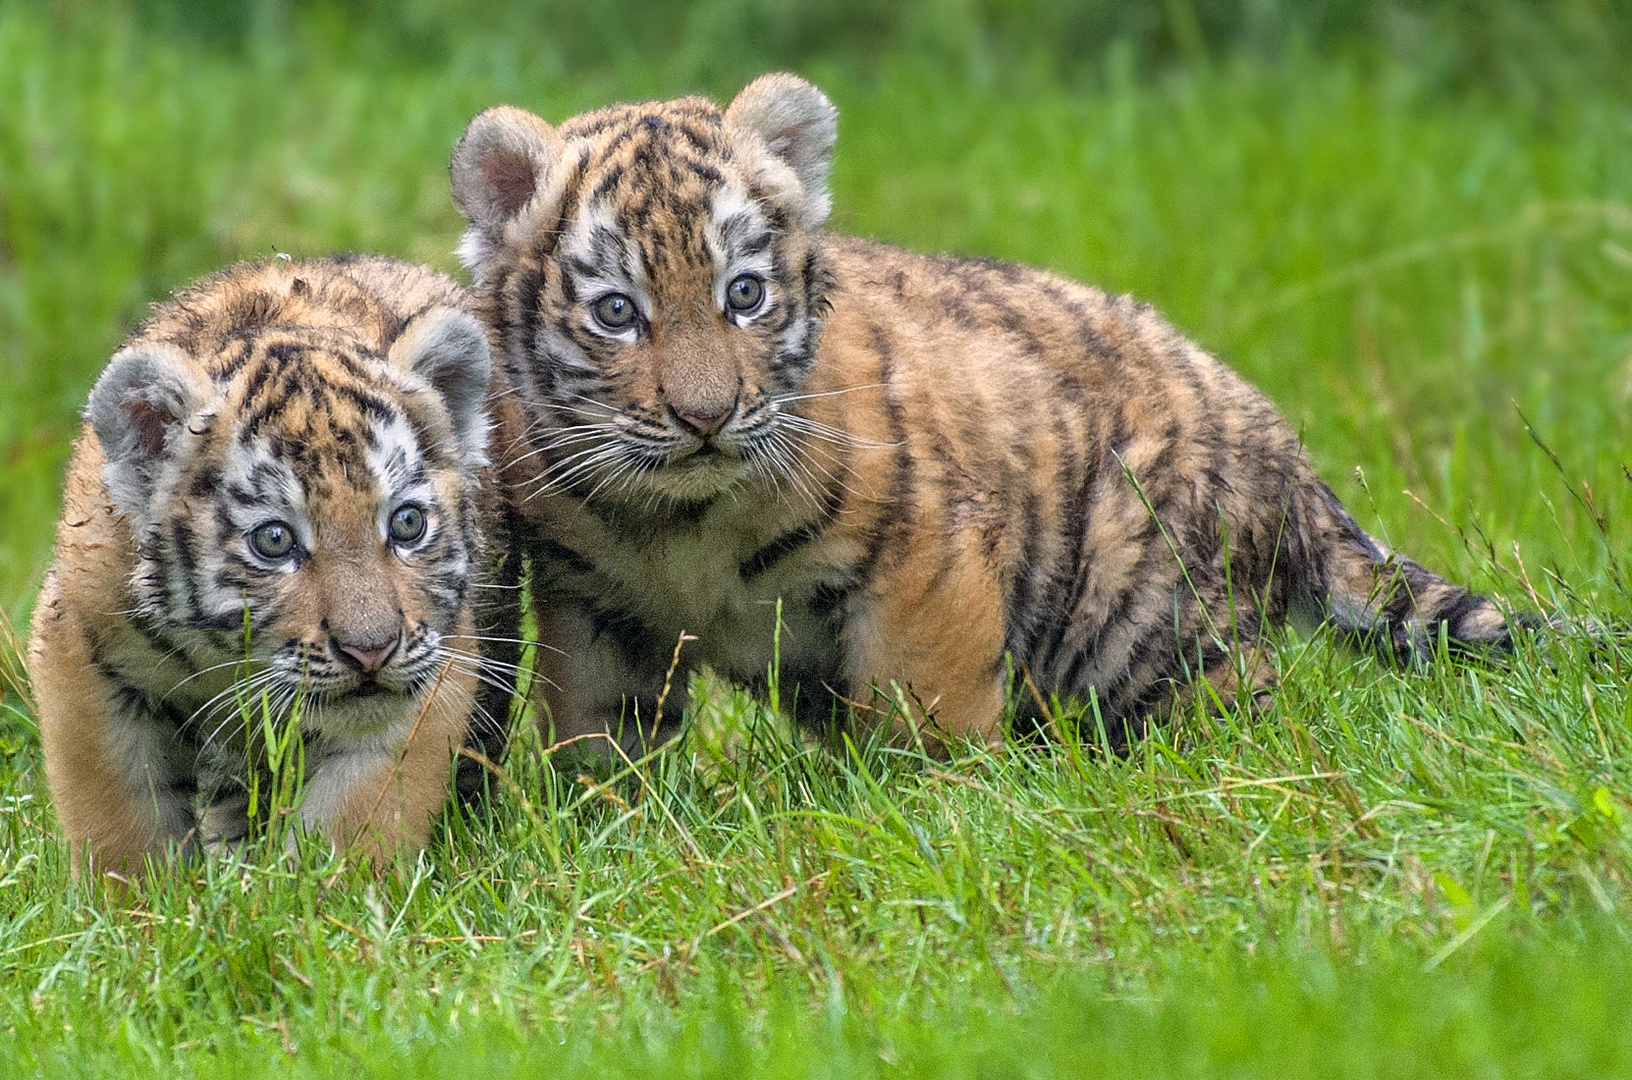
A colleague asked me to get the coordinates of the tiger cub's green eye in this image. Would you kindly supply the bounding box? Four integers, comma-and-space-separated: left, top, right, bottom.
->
726, 274, 765, 313
249, 521, 296, 560
592, 293, 638, 330
389, 504, 427, 544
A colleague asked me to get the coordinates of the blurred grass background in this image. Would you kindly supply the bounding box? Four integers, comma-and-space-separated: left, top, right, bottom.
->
4, 3, 1632, 1075
3, 0, 1632, 613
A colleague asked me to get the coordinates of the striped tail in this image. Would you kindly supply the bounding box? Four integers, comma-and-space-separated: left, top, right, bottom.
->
1293, 477, 1525, 660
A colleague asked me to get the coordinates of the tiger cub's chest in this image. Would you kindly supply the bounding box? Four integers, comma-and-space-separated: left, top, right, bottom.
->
543, 501, 845, 684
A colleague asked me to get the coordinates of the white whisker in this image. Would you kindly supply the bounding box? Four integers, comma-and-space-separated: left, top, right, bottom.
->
771, 383, 885, 404
778, 412, 902, 450
163, 656, 260, 701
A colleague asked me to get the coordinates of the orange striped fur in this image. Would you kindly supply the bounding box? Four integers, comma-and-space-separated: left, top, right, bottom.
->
454, 75, 1523, 757
30, 256, 504, 880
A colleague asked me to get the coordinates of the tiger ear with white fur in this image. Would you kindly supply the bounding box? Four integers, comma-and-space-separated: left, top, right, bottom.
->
724, 73, 839, 230
387, 307, 493, 470
450, 105, 566, 278
86, 342, 208, 521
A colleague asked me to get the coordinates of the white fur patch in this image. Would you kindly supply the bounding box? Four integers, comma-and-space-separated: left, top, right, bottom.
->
532, 321, 603, 380
456, 228, 497, 282
546, 496, 846, 740
562, 201, 652, 344
366, 411, 442, 555
295, 737, 398, 834
706, 183, 779, 327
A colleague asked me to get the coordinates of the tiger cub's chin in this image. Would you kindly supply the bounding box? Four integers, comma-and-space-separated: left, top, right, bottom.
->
456, 75, 1526, 758
308, 687, 419, 738
645, 449, 754, 501
29, 255, 509, 883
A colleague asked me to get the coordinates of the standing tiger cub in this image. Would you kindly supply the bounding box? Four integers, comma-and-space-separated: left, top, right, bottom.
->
30, 256, 499, 879
453, 74, 1521, 755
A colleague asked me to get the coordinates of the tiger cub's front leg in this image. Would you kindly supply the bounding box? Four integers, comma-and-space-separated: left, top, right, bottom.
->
842, 547, 1010, 756
31, 603, 196, 878
294, 664, 478, 859
529, 602, 672, 766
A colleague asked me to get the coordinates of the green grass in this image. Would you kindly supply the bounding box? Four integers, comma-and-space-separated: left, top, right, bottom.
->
4, 2, 1632, 1075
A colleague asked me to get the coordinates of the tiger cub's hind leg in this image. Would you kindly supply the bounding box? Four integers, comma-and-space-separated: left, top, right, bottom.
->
1075, 644, 1278, 756
1173, 642, 1279, 717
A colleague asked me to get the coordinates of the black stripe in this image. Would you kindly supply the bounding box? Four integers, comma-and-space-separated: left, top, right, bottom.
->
208, 336, 253, 378
810, 580, 851, 620
590, 164, 627, 203
188, 463, 222, 499
849, 324, 914, 591
128, 614, 201, 677
1433, 589, 1482, 628
169, 518, 202, 622
740, 481, 844, 581
327, 381, 398, 426
584, 600, 659, 672
1035, 449, 1101, 675
533, 538, 597, 577
1004, 490, 1045, 653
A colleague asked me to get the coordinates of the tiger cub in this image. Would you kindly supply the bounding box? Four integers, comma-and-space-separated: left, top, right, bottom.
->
30, 255, 500, 879
451, 74, 1521, 756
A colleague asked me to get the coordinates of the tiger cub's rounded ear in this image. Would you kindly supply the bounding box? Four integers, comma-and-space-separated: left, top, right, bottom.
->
86, 341, 208, 521
388, 307, 493, 470
451, 106, 564, 274
725, 73, 838, 230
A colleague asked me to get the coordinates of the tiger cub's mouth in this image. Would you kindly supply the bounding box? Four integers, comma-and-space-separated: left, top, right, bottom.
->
345, 677, 396, 700
645, 443, 753, 500
673, 441, 730, 466
251, 651, 432, 738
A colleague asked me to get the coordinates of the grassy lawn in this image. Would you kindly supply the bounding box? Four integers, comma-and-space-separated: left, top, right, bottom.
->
3, 2, 1632, 1074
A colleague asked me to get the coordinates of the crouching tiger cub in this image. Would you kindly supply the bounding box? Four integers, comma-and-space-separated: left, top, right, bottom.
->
452, 74, 1523, 756
30, 256, 501, 879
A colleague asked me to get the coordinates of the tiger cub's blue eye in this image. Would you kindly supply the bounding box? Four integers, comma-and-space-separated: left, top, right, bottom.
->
389, 504, 427, 544
726, 274, 764, 313
592, 293, 638, 330
249, 521, 296, 560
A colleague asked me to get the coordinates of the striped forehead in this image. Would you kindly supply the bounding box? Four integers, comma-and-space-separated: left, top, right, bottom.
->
231, 345, 390, 455
217, 342, 425, 509
562, 97, 728, 163
560, 113, 781, 300
563, 107, 737, 276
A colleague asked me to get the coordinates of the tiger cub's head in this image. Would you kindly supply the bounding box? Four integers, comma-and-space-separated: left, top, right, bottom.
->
87, 258, 492, 734
451, 74, 838, 503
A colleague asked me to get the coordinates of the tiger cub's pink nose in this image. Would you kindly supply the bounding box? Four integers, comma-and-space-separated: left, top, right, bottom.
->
671, 402, 735, 436
333, 636, 399, 673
